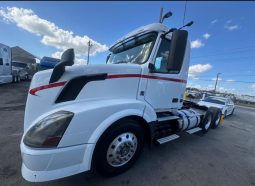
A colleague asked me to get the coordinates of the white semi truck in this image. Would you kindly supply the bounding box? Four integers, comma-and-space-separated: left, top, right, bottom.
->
0, 43, 21, 84
20, 20, 223, 182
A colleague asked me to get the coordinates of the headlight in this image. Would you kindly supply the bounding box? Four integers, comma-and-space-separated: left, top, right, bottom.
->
24, 111, 74, 148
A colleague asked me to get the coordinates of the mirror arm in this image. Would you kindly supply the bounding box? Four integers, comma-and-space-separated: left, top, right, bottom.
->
148, 63, 155, 73
161, 28, 177, 38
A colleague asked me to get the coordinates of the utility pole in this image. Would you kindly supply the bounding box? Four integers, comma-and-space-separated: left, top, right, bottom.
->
87, 40, 93, 65
214, 73, 221, 93
159, 7, 163, 23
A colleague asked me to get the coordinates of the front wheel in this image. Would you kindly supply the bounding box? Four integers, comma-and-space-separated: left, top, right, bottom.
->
93, 119, 145, 176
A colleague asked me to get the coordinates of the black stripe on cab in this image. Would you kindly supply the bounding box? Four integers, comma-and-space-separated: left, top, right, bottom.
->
55, 73, 107, 103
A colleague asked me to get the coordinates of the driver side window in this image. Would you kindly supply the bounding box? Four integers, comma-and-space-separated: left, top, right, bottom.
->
154, 38, 171, 73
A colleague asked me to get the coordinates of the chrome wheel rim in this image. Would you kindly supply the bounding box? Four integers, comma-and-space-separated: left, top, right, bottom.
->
215, 113, 221, 125
106, 132, 137, 167
205, 114, 212, 130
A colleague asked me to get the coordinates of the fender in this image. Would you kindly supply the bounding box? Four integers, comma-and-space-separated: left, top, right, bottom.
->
83, 102, 157, 171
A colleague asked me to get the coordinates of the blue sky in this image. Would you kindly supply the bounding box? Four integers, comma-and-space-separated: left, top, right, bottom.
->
0, 1, 255, 96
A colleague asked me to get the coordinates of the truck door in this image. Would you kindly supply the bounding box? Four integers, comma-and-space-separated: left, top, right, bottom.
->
144, 31, 188, 110
0, 46, 11, 75
2, 47, 11, 75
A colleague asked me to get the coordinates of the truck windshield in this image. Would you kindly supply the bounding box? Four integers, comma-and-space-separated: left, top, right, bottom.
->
12, 62, 27, 68
108, 32, 157, 64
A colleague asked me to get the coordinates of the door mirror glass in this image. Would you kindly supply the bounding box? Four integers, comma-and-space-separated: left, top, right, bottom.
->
154, 57, 163, 70
167, 30, 188, 72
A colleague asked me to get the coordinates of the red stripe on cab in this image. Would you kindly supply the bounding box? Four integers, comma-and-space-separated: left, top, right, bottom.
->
107, 74, 187, 83
29, 81, 66, 96
29, 74, 186, 96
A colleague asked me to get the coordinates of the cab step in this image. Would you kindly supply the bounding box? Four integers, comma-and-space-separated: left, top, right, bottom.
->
156, 134, 180, 145
186, 127, 202, 134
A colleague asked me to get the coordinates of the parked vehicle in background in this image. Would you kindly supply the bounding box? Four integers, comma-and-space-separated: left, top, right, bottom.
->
39, 56, 60, 71
12, 61, 31, 80
0, 43, 13, 84
197, 96, 235, 118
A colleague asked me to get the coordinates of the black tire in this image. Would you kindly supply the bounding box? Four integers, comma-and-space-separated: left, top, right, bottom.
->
12, 75, 16, 83
199, 110, 213, 133
209, 107, 222, 129
13, 76, 17, 83
17, 75, 20, 82
93, 119, 145, 177
230, 108, 235, 115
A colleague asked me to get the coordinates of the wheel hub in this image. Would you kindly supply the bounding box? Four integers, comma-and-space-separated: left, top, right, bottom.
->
107, 132, 137, 167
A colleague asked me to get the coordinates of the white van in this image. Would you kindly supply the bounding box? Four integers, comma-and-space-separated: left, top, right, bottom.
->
0, 43, 13, 84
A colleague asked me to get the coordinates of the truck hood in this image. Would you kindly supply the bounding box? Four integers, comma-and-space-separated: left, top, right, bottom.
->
197, 101, 225, 110
24, 63, 142, 130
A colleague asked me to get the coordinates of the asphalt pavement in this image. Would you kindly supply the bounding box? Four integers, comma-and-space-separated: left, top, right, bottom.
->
0, 82, 255, 186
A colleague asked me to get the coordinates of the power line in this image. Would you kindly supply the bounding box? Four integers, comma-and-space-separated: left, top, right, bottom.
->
189, 78, 255, 84
193, 74, 255, 78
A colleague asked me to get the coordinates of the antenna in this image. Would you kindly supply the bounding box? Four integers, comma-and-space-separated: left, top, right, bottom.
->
159, 7, 163, 23
182, 0, 188, 25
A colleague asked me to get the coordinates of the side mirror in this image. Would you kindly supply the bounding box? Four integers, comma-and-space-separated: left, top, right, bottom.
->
49, 48, 74, 83
167, 30, 188, 72
148, 63, 155, 73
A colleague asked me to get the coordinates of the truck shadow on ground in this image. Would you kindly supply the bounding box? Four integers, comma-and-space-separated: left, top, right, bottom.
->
19, 131, 216, 186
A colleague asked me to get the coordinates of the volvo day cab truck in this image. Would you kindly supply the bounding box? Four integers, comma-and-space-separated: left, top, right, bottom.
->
21, 21, 223, 182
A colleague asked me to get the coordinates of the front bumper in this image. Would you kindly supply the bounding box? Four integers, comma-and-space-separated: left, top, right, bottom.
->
20, 142, 95, 182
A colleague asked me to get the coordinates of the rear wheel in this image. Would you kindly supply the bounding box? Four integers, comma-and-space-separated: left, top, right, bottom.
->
93, 119, 145, 176
199, 110, 213, 133
17, 75, 20, 82
209, 107, 222, 129
13, 75, 18, 83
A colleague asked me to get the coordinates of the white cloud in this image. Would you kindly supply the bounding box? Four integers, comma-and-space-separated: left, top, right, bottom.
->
226, 20, 232, 24
191, 39, 204, 49
226, 24, 239, 31
51, 51, 62, 59
0, 7, 108, 63
52, 51, 87, 64
75, 58, 87, 65
226, 79, 235, 82
211, 77, 222, 81
224, 20, 239, 31
203, 33, 211, 40
251, 84, 255, 91
189, 64, 212, 75
210, 19, 218, 25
